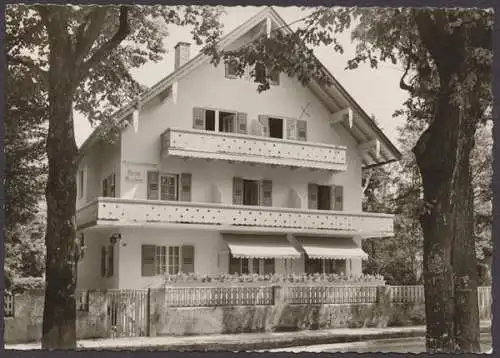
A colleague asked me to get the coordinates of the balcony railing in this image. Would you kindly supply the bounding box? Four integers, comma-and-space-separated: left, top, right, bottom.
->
161, 128, 347, 171
77, 197, 394, 237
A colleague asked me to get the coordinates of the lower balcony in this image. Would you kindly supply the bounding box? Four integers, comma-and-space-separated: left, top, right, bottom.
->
77, 198, 394, 238
161, 128, 347, 171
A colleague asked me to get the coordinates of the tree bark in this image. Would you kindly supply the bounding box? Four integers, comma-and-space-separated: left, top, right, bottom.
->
413, 71, 480, 353
41, 25, 79, 350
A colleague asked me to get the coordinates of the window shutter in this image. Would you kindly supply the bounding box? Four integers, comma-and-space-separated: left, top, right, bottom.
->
181, 245, 195, 273
100, 246, 106, 277
332, 185, 344, 211
260, 180, 273, 207
109, 174, 116, 197
141, 245, 156, 277
308, 183, 319, 209
233, 177, 244, 205
192, 107, 205, 130
179, 173, 192, 202
297, 120, 307, 141
236, 112, 248, 134
258, 115, 269, 137
102, 178, 108, 197
286, 118, 298, 140
147, 171, 159, 200
107, 244, 114, 277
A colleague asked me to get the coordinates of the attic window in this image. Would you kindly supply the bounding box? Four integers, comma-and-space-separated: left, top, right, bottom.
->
254, 63, 280, 86
225, 60, 239, 79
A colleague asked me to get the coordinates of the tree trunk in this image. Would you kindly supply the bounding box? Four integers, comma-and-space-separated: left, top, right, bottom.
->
41, 49, 79, 349
413, 72, 480, 353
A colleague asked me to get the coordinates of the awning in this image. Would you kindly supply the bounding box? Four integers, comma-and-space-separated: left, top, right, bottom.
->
295, 237, 369, 260
222, 234, 301, 259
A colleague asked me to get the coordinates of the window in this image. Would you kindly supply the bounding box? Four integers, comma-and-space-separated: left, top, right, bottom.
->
78, 169, 84, 199
243, 180, 260, 206
268, 117, 283, 139
205, 109, 216, 131
305, 256, 345, 274
102, 173, 116, 197
219, 111, 236, 133
308, 184, 343, 211
147, 172, 191, 202
100, 246, 114, 277
269, 68, 280, 86
160, 174, 177, 201
229, 255, 274, 274
193, 107, 247, 134
317, 186, 332, 210
254, 63, 280, 86
142, 245, 194, 276
225, 60, 239, 78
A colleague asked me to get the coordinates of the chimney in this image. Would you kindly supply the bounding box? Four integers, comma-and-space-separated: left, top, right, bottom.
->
174, 42, 191, 70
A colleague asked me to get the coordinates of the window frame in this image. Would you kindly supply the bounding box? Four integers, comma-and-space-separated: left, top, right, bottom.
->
159, 173, 178, 201
143, 244, 186, 276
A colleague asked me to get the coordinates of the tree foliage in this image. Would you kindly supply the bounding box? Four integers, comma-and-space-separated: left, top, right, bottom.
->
6, 4, 225, 348
208, 7, 491, 352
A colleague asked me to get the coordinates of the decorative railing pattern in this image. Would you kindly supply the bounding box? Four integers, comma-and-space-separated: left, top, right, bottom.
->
285, 285, 378, 305
161, 128, 347, 171
165, 286, 274, 307
4, 293, 14, 317
390, 285, 425, 303
77, 198, 394, 236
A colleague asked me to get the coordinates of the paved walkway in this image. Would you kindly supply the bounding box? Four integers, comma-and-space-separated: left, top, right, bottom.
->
6, 321, 491, 351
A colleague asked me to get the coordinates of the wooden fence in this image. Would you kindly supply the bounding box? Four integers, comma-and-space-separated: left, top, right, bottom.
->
285, 285, 378, 305
4, 293, 14, 317
165, 286, 274, 307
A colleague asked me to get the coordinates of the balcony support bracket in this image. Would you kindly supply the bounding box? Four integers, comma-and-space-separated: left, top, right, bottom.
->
330, 107, 354, 129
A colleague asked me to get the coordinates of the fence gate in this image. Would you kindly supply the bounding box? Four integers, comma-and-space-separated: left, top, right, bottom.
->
107, 290, 149, 338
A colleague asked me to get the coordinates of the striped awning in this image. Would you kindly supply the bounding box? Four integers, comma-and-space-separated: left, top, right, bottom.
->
296, 236, 369, 260
222, 234, 301, 259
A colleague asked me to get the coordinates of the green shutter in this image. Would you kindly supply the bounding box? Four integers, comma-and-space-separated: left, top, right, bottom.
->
308, 183, 318, 209
141, 245, 156, 277
258, 115, 269, 137
260, 180, 273, 207
286, 118, 297, 140
181, 245, 195, 273
179, 173, 192, 202
233, 177, 244, 205
100, 246, 106, 277
147, 171, 159, 200
193, 107, 205, 129
107, 245, 114, 277
237, 112, 248, 134
333, 185, 344, 211
297, 120, 307, 141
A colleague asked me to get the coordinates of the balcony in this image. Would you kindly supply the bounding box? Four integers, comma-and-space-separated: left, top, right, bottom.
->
161, 128, 347, 171
77, 198, 394, 238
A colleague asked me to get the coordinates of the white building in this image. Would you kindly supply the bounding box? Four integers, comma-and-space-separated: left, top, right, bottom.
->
75, 7, 401, 290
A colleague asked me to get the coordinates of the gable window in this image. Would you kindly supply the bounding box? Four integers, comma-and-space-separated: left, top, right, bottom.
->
225, 60, 239, 79
142, 245, 195, 276
254, 62, 280, 86
229, 255, 274, 275
77, 169, 84, 199
147, 172, 191, 202
102, 173, 116, 197
308, 184, 343, 211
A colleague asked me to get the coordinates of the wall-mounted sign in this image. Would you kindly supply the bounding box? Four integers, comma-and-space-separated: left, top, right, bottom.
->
126, 168, 144, 182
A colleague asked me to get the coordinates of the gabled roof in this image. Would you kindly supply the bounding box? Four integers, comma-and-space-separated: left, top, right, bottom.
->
79, 6, 401, 167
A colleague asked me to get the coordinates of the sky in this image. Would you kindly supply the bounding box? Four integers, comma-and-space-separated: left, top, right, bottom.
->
73, 6, 409, 148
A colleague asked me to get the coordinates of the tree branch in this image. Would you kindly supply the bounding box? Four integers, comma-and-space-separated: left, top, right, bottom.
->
74, 7, 109, 68
7, 54, 48, 84
79, 6, 130, 80
414, 10, 448, 69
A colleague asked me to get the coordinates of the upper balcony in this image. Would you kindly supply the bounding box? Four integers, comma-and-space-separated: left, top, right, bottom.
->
76, 197, 394, 238
160, 128, 347, 171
